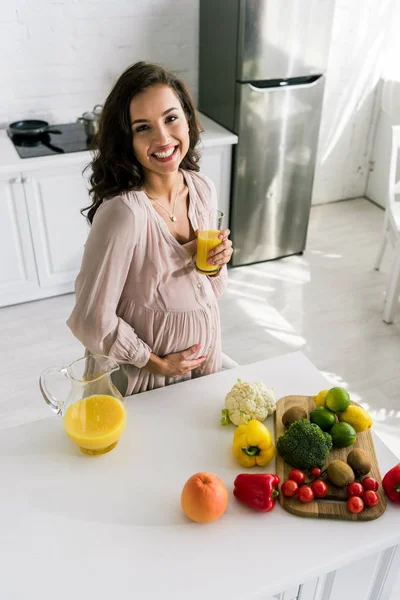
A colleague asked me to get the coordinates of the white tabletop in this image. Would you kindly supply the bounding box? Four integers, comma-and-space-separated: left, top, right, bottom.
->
1, 351, 399, 600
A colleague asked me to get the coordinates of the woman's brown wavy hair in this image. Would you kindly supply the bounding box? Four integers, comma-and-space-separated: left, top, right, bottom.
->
82, 61, 202, 224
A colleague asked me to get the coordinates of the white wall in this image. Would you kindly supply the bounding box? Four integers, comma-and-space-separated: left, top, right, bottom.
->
311, 0, 398, 205
0, 0, 199, 126
366, 6, 400, 208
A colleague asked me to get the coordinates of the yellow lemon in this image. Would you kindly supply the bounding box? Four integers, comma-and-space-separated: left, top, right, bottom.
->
338, 405, 372, 432
313, 389, 328, 407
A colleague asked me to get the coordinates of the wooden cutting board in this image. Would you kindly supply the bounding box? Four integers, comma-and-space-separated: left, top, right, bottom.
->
275, 395, 387, 521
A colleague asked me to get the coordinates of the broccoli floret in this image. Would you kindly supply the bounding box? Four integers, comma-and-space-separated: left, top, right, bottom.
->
276, 419, 332, 470
323, 431, 333, 453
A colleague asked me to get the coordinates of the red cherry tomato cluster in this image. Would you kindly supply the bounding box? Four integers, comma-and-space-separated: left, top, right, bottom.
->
281, 469, 380, 512
346, 477, 379, 514
281, 468, 328, 504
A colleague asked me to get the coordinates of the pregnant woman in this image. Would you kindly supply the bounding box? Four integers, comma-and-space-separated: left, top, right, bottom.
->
67, 61, 233, 395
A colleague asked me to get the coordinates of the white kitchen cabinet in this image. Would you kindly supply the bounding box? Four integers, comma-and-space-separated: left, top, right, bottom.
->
273, 584, 301, 599
0, 173, 40, 306
287, 545, 400, 600
23, 165, 90, 289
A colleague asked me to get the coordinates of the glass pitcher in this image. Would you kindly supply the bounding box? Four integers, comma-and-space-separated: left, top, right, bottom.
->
40, 354, 127, 455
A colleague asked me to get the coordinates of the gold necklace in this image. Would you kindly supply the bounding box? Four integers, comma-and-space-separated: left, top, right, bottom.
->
146, 173, 181, 223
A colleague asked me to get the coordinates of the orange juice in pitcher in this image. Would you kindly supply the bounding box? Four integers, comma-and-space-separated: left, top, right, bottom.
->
40, 354, 127, 455
63, 394, 127, 455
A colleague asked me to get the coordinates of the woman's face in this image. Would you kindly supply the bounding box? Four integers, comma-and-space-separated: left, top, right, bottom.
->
129, 84, 190, 176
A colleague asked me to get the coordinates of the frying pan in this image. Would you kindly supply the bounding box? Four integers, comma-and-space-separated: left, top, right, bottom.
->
8, 120, 62, 137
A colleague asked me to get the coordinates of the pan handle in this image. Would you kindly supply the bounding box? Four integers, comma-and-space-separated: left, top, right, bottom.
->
45, 128, 62, 135
41, 139, 65, 154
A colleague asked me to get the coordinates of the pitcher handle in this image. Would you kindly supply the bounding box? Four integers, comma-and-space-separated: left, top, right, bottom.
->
39, 366, 68, 415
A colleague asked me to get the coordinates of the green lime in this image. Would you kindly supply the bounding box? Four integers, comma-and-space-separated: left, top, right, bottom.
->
310, 406, 336, 431
325, 387, 350, 413
330, 422, 357, 448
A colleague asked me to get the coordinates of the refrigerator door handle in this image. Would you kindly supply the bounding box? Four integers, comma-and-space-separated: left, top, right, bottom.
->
247, 78, 323, 93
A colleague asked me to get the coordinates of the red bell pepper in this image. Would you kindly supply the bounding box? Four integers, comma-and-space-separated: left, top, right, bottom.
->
233, 473, 280, 512
382, 464, 400, 503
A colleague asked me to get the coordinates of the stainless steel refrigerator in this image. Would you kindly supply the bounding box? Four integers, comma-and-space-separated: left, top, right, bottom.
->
199, 0, 335, 266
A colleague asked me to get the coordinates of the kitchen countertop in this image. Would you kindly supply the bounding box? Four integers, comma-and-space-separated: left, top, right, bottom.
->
1, 351, 399, 600
0, 112, 237, 175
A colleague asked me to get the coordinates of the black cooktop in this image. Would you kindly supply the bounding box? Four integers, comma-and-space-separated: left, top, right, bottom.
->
9, 123, 94, 159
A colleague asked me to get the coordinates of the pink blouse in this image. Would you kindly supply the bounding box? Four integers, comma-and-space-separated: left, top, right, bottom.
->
67, 170, 228, 395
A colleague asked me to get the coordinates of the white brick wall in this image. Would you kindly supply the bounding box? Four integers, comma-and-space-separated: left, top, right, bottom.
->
0, 0, 199, 126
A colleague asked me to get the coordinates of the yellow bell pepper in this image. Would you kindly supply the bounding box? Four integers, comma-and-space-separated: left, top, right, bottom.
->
233, 419, 275, 467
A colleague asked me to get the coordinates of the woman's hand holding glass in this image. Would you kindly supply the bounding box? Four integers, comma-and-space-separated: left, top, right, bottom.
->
207, 228, 233, 268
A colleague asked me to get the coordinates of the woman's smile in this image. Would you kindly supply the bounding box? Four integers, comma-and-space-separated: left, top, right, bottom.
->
151, 144, 179, 162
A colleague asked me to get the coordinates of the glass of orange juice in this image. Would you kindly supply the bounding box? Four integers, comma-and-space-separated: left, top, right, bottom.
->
196, 210, 224, 275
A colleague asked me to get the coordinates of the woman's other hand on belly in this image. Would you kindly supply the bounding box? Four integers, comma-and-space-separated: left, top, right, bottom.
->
145, 344, 207, 377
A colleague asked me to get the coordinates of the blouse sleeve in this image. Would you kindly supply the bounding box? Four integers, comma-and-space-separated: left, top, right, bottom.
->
204, 176, 229, 299
66, 196, 151, 368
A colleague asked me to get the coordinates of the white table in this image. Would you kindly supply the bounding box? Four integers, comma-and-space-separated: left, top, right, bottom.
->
1, 351, 399, 600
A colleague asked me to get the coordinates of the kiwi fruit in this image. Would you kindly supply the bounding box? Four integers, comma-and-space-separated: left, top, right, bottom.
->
327, 460, 355, 487
347, 448, 371, 476
282, 406, 308, 428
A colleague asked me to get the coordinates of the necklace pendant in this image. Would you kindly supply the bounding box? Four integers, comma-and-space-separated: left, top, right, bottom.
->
170, 214, 177, 222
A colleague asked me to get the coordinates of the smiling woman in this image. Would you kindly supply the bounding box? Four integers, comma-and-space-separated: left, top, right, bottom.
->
67, 62, 233, 395
129, 85, 192, 229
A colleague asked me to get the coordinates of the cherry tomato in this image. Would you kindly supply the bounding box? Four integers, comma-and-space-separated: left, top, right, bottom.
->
281, 480, 299, 497
298, 485, 314, 503
310, 467, 322, 479
362, 477, 379, 492
364, 490, 379, 507
347, 482, 364, 497
288, 469, 306, 485
347, 496, 364, 514
311, 480, 328, 498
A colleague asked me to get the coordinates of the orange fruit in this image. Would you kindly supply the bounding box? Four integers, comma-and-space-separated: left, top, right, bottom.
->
181, 472, 228, 523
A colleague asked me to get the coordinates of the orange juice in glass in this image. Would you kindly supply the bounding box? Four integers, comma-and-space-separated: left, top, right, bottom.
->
196, 210, 224, 275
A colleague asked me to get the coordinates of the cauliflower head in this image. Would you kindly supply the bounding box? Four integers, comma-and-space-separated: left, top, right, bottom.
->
221, 379, 276, 426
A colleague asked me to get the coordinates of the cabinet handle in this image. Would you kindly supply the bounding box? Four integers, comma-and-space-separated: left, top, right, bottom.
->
11, 176, 23, 184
